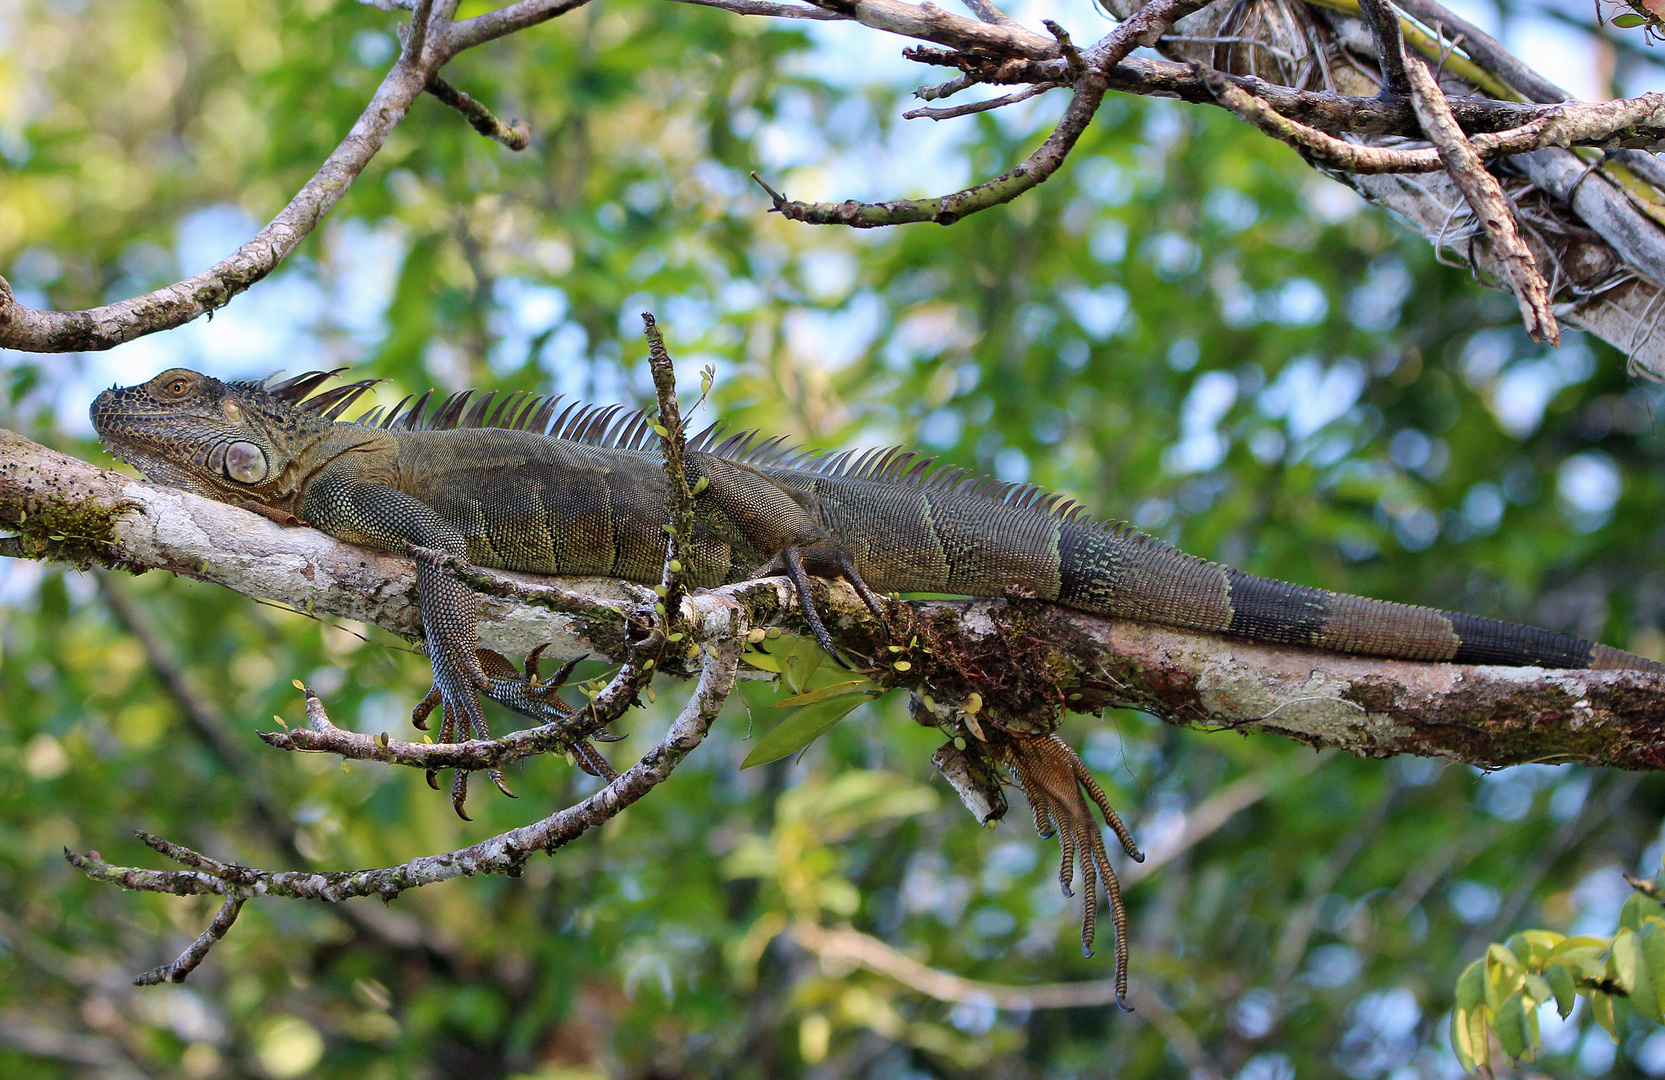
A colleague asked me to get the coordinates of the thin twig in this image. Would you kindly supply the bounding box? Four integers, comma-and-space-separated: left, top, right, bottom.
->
1392, 0, 1568, 103
790, 921, 1124, 1007
1193, 64, 1606, 175
914, 73, 980, 101
756, 0, 1202, 227
68, 631, 746, 982
902, 81, 1059, 121
0, 20, 438, 350
1396, 29, 1560, 341
426, 76, 531, 149
1358, 0, 1411, 94
442, 0, 598, 50
670, 0, 849, 19
134, 897, 245, 986
960, 0, 1020, 28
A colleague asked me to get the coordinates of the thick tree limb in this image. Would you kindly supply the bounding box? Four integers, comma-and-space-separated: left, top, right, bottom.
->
6, 428, 1664, 771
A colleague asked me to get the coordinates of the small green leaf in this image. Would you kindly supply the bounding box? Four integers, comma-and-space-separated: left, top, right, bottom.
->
1454, 959, 1488, 1011
1493, 990, 1531, 1061
742, 650, 783, 673
1628, 924, 1665, 1021
1641, 920, 1665, 1016
1547, 944, 1608, 978
740, 695, 869, 769
771, 679, 878, 708
1545, 962, 1577, 1019
1452, 1004, 1488, 1074
781, 639, 825, 695
1488, 943, 1525, 972
1510, 930, 1562, 968
1622, 891, 1665, 932
1613, 11, 1649, 26
1612, 928, 1643, 998
1591, 991, 1618, 1040
1522, 972, 1553, 1008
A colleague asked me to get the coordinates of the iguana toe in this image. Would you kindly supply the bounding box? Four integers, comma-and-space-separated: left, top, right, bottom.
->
1001, 734, 1138, 1012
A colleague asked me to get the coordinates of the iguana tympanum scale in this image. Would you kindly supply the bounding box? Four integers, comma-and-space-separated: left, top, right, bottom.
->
91, 367, 1661, 1006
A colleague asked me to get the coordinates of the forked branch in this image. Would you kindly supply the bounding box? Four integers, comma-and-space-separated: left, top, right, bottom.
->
68, 608, 746, 984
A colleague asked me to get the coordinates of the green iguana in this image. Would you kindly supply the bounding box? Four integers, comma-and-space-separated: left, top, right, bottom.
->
92, 366, 1663, 1009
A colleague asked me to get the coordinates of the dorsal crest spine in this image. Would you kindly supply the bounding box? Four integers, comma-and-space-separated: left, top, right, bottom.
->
255, 370, 1109, 527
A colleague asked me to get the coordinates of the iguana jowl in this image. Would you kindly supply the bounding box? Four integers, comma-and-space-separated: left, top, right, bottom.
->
92, 367, 1663, 1007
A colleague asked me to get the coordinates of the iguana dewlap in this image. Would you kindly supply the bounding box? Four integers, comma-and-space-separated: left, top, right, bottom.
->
91, 366, 1662, 1010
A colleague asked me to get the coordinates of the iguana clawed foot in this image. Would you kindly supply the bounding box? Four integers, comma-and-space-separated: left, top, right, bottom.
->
412, 646, 615, 819
752, 545, 891, 667
1000, 734, 1144, 1012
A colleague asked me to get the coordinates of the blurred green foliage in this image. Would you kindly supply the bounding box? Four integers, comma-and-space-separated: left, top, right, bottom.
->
5, 0, 1665, 1077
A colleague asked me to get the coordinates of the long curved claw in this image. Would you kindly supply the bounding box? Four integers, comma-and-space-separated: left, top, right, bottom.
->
1002, 734, 1139, 1012
411, 686, 441, 731
779, 547, 851, 669
570, 739, 620, 782
479, 647, 583, 728
835, 551, 891, 638
451, 769, 471, 820
488, 769, 516, 798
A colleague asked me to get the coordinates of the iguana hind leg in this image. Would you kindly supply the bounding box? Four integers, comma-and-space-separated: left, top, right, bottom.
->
1001, 734, 1145, 1012
750, 545, 892, 667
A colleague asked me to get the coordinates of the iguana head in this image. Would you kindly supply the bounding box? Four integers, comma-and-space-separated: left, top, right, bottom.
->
91, 367, 368, 510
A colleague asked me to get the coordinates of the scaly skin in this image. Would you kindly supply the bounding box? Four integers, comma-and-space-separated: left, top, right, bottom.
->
91, 367, 1664, 1004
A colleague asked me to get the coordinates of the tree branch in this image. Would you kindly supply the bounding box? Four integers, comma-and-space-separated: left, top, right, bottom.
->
0, 0, 600, 354
0, 16, 437, 353
6, 428, 1664, 771
441, 0, 598, 52
1364, 0, 1558, 343
67, 628, 743, 981
752, 0, 1201, 227
426, 75, 532, 149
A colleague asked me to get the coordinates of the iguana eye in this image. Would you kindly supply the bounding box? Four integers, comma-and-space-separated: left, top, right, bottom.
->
223, 441, 268, 484
222, 399, 244, 423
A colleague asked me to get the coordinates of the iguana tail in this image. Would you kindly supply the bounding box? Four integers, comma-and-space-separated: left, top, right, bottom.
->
1052, 518, 1662, 672
795, 466, 1659, 672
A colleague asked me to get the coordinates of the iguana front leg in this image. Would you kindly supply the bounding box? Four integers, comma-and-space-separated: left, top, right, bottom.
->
306, 478, 536, 817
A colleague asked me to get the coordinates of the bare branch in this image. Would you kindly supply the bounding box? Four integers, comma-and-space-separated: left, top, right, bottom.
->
797, 0, 1061, 58
442, 0, 598, 52
790, 920, 1123, 1007
903, 81, 1058, 121
959, 0, 1020, 29
67, 631, 745, 980
134, 897, 245, 986
0, 53, 433, 352
755, 0, 1202, 227
1394, 29, 1560, 341
1196, 67, 1665, 181
671, 0, 849, 19
1391, 0, 1569, 103
1356, 0, 1411, 94
426, 76, 532, 149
